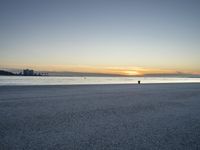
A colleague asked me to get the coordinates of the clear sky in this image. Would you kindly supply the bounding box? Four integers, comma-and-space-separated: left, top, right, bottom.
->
0, 0, 200, 75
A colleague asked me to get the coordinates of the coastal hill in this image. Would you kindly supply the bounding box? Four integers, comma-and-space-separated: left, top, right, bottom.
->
0, 70, 15, 76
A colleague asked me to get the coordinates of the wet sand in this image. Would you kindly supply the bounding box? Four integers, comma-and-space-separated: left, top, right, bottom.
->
0, 83, 200, 150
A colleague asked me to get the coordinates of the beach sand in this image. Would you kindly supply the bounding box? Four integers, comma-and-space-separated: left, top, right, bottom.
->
0, 83, 200, 150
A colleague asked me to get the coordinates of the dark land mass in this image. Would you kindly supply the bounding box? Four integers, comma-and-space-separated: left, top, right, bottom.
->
0, 70, 15, 76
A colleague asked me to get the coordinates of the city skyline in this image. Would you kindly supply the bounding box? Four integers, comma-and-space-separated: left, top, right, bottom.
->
1, 0, 200, 76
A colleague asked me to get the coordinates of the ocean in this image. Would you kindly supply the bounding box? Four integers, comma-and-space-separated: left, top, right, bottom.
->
0, 76, 200, 86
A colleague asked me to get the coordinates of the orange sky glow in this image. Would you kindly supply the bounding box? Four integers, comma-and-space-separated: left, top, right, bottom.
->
2, 63, 200, 76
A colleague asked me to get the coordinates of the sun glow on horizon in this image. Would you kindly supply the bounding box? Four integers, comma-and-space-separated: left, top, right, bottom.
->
1, 63, 200, 76
123, 71, 141, 76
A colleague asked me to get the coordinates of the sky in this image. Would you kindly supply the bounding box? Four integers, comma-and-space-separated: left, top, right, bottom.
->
0, 0, 200, 76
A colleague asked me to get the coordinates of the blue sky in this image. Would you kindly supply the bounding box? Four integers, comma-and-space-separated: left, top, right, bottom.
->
0, 0, 200, 75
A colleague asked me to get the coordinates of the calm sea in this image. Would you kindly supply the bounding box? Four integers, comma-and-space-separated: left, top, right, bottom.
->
0, 76, 200, 86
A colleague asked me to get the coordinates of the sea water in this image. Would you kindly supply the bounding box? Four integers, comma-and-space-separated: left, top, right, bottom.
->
0, 76, 200, 86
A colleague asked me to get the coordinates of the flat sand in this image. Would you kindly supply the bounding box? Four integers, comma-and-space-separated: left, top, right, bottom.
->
0, 83, 200, 150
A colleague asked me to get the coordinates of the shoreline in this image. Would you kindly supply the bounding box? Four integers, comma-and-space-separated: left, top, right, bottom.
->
1, 76, 200, 86
0, 82, 200, 87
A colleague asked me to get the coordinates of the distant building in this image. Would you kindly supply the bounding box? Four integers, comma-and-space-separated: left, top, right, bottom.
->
23, 69, 34, 76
